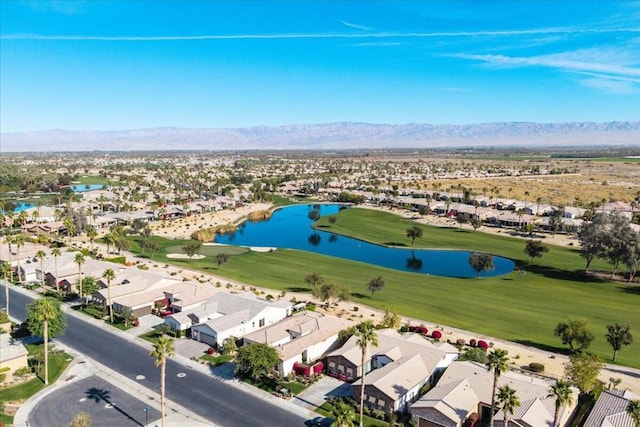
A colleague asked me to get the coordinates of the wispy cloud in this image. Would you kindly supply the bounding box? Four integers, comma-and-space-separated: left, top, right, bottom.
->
341, 20, 372, 31
2, 26, 639, 41
25, 0, 86, 15
449, 47, 640, 94
446, 49, 640, 81
348, 42, 403, 47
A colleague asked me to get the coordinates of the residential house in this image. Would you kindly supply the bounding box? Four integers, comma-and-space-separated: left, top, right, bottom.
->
188, 292, 292, 347
0, 333, 29, 384
242, 311, 351, 376
92, 269, 182, 317
50, 257, 113, 294
326, 329, 459, 413
583, 389, 639, 427
411, 360, 576, 427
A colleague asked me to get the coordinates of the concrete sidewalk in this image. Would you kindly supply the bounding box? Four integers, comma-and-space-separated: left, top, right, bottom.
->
6, 284, 317, 426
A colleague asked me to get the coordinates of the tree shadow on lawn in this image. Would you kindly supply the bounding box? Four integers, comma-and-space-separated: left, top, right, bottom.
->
351, 292, 369, 299
286, 287, 312, 293
525, 264, 607, 283
618, 285, 640, 295
512, 340, 573, 357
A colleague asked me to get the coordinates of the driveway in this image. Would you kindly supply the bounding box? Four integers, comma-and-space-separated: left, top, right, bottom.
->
293, 376, 352, 411
173, 338, 211, 360
29, 375, 161, 427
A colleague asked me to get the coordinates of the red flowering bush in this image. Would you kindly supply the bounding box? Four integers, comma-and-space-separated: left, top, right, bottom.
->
470, 339, 477, 347
432, 330, 442, 340
477, 340, 489, 350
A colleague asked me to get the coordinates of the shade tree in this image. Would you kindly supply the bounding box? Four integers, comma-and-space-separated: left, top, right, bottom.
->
406, 226, 423, 246
468, 252, 494, 278
605, 323, 633, 362
524, 240, 549, 263
366, 276, 385, 297
564, 352, 603, 397
554, 318, 594, 352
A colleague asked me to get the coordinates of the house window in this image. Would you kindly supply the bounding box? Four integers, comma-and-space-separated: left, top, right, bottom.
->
259, 318, 265, 327
377, 399, 385, 408
328, 361, 336, 368
368, 396, 376, 403
346, 367, 353, 375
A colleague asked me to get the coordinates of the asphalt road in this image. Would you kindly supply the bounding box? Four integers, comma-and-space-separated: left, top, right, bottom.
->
29, 375, 161, 427
1, 287, 309, 427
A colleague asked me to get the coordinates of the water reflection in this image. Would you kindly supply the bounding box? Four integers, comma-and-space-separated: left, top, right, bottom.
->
215, 204, 515, 278
406, 252, 423, 271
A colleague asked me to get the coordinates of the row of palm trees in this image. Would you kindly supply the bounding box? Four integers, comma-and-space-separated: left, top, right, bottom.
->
22, 295, 175, 427
348, 326, 575, 427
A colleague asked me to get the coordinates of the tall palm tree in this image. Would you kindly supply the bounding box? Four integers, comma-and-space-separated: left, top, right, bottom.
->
74, 253, 85, 300
1, 262, 12, 318
35, 250, 46, 288
497, 385, 520, 426
26, 297, 62, 385
150, 336, 175, 427
548, 379, 573, 427
354, 321, 378, 427
627, 400, 640, 427
51, 248, 61, 294
103, 268, 116, 323
486, 348, 510, 427
14, 234, 25, 284
86, 226, 98, 254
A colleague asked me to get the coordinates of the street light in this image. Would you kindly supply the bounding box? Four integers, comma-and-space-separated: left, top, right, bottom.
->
144, 406, 148, 427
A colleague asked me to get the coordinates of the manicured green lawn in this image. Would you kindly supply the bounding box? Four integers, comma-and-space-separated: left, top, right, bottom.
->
165, 244, 249, 257
199, 354, 234, 366
74, 175, 113, 185
139, 329, 165, 345
0, 346, 72, 403
128, 209, 640, 368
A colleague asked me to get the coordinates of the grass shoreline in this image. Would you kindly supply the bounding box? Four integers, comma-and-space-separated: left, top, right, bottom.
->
127, 208, 639, 368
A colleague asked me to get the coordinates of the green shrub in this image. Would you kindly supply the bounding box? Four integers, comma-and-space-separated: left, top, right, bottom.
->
528, 362, 545, 373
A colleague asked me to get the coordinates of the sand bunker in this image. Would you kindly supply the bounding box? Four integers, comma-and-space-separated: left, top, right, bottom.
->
249, 247, 276, 253
166, 253, 206, 260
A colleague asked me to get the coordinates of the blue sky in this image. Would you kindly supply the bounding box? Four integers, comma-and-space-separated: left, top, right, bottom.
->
1, 1, 639, 132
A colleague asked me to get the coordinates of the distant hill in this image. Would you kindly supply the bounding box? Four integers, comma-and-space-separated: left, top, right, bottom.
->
1, 121, 638, 152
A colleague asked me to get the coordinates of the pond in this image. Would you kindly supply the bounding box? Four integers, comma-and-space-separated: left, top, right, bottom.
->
215, 204, 515, 278
71, 184, 106, 192
1, 202, 35, 214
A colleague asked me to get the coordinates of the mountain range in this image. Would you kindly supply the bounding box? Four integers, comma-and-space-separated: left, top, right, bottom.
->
1, 121, 638, 152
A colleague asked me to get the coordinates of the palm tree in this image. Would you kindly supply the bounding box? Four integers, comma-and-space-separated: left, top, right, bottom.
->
103, 268, 116, 323
1, 262, 12, 318
14, 234, 25, 284
627, 400, 640, 426
150, 336, 175, 427
354, 321, 378, 427
497, 385, 520, 426
26, 297, 61, 385
35, 250, 46, 288
548, 379, 573, 427
74, 253, 85, 300
51, 248, 61, 294
486, 348, 509, 427
86, 226, 98, 254
331, 402, 356, 427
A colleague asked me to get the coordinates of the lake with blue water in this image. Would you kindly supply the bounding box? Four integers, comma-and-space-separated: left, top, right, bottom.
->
71, 184, 105, 192
215, 204, 515, 278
